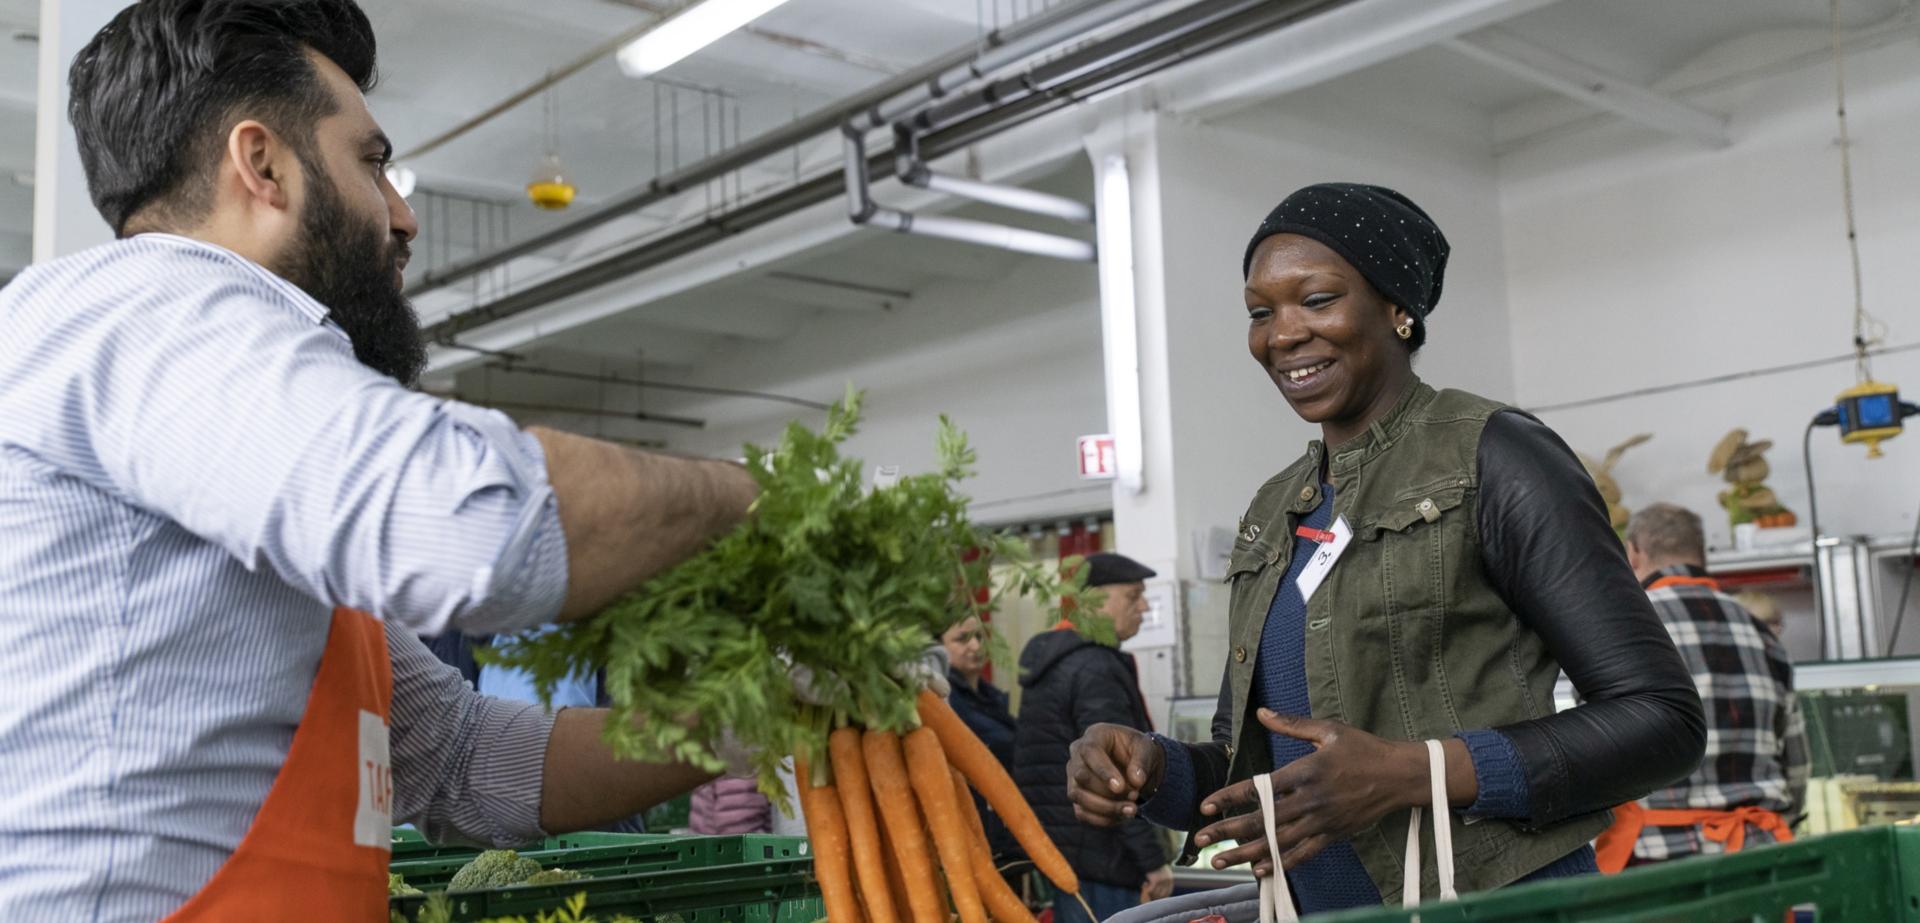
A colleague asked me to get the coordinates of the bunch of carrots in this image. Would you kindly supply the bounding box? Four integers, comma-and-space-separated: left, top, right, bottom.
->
794, 689, 1087, 923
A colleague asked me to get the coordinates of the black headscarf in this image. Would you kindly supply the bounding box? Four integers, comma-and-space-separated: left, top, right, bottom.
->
1242, 183, 1450, 326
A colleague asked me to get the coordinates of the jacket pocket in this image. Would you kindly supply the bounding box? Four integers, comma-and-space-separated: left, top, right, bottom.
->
1351, 485, 1470, 615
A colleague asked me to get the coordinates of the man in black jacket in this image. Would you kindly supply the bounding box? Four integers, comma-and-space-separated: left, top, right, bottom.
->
1015, 552, 1172, 922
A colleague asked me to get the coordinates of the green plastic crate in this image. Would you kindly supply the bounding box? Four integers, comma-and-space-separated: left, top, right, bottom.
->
387, 833, 821, 922
1311, 825, 1920, 923
389, 832, 808, 890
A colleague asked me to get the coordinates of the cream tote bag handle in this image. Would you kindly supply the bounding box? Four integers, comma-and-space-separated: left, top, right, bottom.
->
1250, 738, 1455, 921
1251, 772, 1300, 923
1401, 739, 1459, 908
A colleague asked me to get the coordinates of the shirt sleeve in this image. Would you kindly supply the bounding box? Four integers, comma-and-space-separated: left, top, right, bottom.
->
1138, 732, 1202, 830
15, 261, 567, 636
388, 624, 557, 846
1456, 729, 1532, 819
1474, 410, 1706, 826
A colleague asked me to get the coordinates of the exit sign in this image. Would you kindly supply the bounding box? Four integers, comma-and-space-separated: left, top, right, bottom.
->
1078, 434, 1117, 480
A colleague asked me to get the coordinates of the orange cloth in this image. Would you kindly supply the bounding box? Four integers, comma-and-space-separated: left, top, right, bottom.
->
1594, 801, 1793, 873
1646, 575, 1723, 593
162, 608, 394, 920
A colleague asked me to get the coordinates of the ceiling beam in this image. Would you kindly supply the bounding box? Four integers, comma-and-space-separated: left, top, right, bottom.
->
1445, 28, 1731, 149
753, 271, 911, 312
533, 322, 725, 367
1158, 0, 1565, 122
623, 301, 796, 341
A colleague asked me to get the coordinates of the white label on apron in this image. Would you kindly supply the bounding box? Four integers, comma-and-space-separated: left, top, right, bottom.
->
354, 709, 393, 850
1293, 516, 1353, 603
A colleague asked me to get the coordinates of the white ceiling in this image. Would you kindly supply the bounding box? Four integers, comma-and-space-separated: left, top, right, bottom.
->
2, 0, 1911, 309
364, 0, 995, 203
1498, 0, 1907, 84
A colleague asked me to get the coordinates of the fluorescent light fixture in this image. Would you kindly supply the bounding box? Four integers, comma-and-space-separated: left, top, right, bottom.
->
1095, 154, 1144, 495
905, 213, 1096, 262
617, 0, 795, 78
385, 164, 417, 199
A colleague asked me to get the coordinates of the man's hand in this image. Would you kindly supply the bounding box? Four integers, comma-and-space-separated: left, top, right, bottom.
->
793, 643, 949, 707
1066, 723, 1166, 828
1141, 864, 1174, 903
893, 643, 951, 698
1190, 709, 1472, 877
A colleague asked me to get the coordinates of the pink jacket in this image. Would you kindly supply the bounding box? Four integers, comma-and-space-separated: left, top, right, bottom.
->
689, 777, 772, 835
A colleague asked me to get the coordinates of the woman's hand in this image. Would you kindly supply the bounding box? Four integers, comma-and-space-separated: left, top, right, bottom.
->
1065, 723, 1166, 828
1191, 709, 1471, 877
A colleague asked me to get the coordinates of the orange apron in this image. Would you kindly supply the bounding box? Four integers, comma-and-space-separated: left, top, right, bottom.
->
1594, 574, 1792, 874
1595, 801, 1793, 873
161, 607, 393, 920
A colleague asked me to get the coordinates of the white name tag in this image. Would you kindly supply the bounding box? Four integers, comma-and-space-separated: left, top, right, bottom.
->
353, 709, 393, 850
1293, 516, 1353, 603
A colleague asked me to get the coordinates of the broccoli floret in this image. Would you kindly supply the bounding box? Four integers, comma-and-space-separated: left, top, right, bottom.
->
521, 867, 589, 886
448, 849, 544, 892
388, 871, 424, 896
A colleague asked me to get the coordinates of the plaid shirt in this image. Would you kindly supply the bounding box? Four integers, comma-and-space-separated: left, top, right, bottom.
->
1633, 565, 1810, 861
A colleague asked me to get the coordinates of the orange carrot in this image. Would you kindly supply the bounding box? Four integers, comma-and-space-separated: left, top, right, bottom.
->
863, 729, 946, 923
794, 755, 863, 923
875, 807, 916, 917
918, 689, 1078, 895
904, 727, 987, 923
829, 727, 900, 923
953, 766, 1038, 923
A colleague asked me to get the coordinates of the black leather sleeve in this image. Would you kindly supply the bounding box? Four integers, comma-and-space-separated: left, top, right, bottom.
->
1475, 411, 1706, 827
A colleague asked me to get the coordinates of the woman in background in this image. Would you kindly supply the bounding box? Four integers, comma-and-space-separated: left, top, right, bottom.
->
943, 614, 1023, 861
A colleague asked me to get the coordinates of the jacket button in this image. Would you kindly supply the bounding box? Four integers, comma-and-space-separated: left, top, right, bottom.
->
1298, 486, 1315, 503
1235, 646, 1247, 663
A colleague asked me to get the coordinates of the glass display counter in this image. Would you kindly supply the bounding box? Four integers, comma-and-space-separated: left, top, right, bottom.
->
1795, 656, 1920, 833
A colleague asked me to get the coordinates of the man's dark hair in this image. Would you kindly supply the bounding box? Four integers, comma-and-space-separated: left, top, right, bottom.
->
68, 0, 377, 235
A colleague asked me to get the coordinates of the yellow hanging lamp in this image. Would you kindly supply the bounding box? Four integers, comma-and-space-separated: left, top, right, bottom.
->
527, 83, 577, 210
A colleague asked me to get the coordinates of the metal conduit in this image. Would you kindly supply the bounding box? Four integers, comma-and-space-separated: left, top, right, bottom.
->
836, 0, 1160, 258
845, 0, 1166, 132
840, 124, 1094, 260
423, 0, 1347, 345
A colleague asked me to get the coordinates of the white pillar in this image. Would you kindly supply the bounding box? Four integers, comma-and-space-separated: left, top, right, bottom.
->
1088, 115, 1179, 584
1088, 113, 1196, 725
32, 0, 123, 261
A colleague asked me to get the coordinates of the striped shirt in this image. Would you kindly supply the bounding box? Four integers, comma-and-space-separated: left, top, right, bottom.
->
0, 235, 570, 920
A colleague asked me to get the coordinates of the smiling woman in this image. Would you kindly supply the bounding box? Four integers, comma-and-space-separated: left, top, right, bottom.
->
1063, 183, 1709, 913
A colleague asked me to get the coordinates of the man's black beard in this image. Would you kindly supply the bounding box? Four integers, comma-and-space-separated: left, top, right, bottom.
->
276, 166, 427, 386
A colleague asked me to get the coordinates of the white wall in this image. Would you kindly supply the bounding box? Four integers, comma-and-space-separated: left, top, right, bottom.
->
1144, 72, 1517, 693
645, 252, 1112, 526
1500, 38, 1920, 552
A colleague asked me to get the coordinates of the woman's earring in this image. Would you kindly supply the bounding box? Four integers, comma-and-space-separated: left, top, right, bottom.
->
1396, 320, 1414, 340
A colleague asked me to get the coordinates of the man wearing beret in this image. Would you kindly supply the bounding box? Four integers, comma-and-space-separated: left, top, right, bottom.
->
1014, 552, 1174, 921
